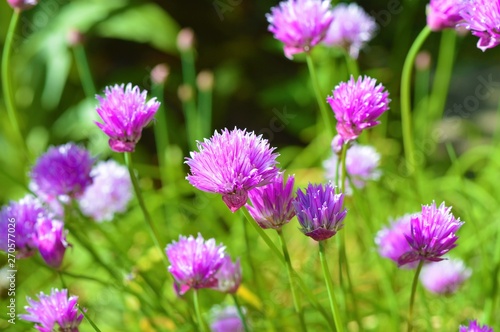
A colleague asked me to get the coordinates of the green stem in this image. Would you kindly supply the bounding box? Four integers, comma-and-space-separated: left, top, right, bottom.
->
2, 10, 29, 161
277, 229, 307, 332
198, 85, 212, 139
306, 52, 334, 139
400, 26, 431, 176
483, 228, 500, 324
319, 241, 344, 332
124, 152, 170, 272
407, 260, 424, 332
79, 306, 102, 332
73, 44, 97, 98
180, 48, 199, 147
193, 290, 208, 332
232, 294, 250, 332
340, 144, 347, 194
343, 51, 359, 78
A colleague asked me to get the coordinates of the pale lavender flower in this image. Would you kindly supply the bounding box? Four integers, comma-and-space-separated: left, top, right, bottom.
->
420, 258, 471, 295
331, 135, 345, 154
323, 3, 377, 59
213, 256, 242, 294
375, 213, 420, 269
95, 83, 160, 152
426, 0, 465, 31
19, 288, 84, 332
327, 76, 390, 142
266, 0, 334, 59
246, 174, 295, 229
186, 128, 280, 213
35, 218, 68, 269
78, 160, 132, 222
398, 202, 463, 267
0, 195, 46, 258
210, 306, 245, 332
324, 144, 381, 194
166, 234, 227, 295
460, 0, 500, 51
293, 182, 347, 241
7, 0, 37, 10
30, 143, 94, 199
459, 320, 494, 332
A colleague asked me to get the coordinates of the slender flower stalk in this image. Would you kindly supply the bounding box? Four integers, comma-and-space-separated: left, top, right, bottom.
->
125, 152, 170, 271
277, 229, 307, 332
79, 307, 102, 332
72, 41, 97, 98
194, 290, 209, 332
231, 295, 250, 332
319, 240, 344, 332
400, 26, 431, 176
407, 260, 424, 332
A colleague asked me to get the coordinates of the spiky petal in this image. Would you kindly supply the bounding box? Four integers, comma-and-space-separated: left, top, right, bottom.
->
426, 0, 465, 31
460, 0, 500, 51
459, 320, 494, 332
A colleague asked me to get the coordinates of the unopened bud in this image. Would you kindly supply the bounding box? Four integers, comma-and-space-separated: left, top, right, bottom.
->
415, 51, 431, 71
196, 70, 214, 91
151, 64, 170, 85
177, 28, 195, 52
67, 28, 85, 47
178, 84, 194, 102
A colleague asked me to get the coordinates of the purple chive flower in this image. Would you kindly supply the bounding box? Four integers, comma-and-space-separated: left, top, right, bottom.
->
327, 75, 390, 142
0, 195, 47, 258
375, 213, 420, 269
213, 256, 242, 294
323, 3, 377, 59
398, 202, 463, 267
459, 320, 494, 332
420, 258, 472, 295
30, 143, 94, 199
186, 128, 280, 213
266, 0, 334, 59
246, 174, 295, 229
78, 160, 132, 222
19, 288, 84, 332
95, 83, 160, 153
35, 218, 68, 269
293, 182, 347, 241
426, 0, 465, 31
7, 0, 37, 10
460, 0, 500, 51
166, 234, 227, 295
210, 306, 245, 332
324, 144, 381, 194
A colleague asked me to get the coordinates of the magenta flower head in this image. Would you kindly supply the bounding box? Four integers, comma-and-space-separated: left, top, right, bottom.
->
186, 128, 280, 213
78, 160, 132, 222
246, 174, 295, 229
166, 233, 227, 295
210, 306, 245, 332
30, 143, 94, 199
266, 0, 334, 59
426, 0, 465, 31
460, 0, 500, 51
293, 182, 347, 241
7, 0, 37, 10
95, 83, 160, 152
398, 202, 463, 267
213, 256, 242, 294
376, 213, 420, 269
459, 320, 494, 332
19, 288, 84, 332
420, 258, 472, 295
327, 75, 390, 142
35, 218, 68, 269
323, 3, 377, 59
0, 195, 47, 258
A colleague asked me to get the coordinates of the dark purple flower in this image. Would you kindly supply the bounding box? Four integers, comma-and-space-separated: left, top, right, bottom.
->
459, 320, 494, 332
30, 143, 94, 199
210, 306, 245, 332
420, 258, 471, 295
166, 234, 226, 295
398, 202, 463, 267
186, 128, 280, 213
96, 83, 160, 152
19, 288, 84, 332
0, 195, 46, 258
323, 3, 377, 59
327, 76, 390, 142
375, 213, 419, 269
213, 256, 242, 294
266, 0, 334, 59
246, 174, 295, 229
35, 217, 68, 269
460, 0, 500, 51
7, 0, 37, 10
426, 0, 465, 31
293, 182, 347, 241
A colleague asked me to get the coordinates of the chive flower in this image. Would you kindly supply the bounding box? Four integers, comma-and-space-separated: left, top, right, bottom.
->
420, 258, 472, 295
460, 0, 500, 51
35, 217, 68, 269
426, 0, 465, 31
210, 306, 245, 332
459, 320, 494, 332
213, 256, 242, 294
